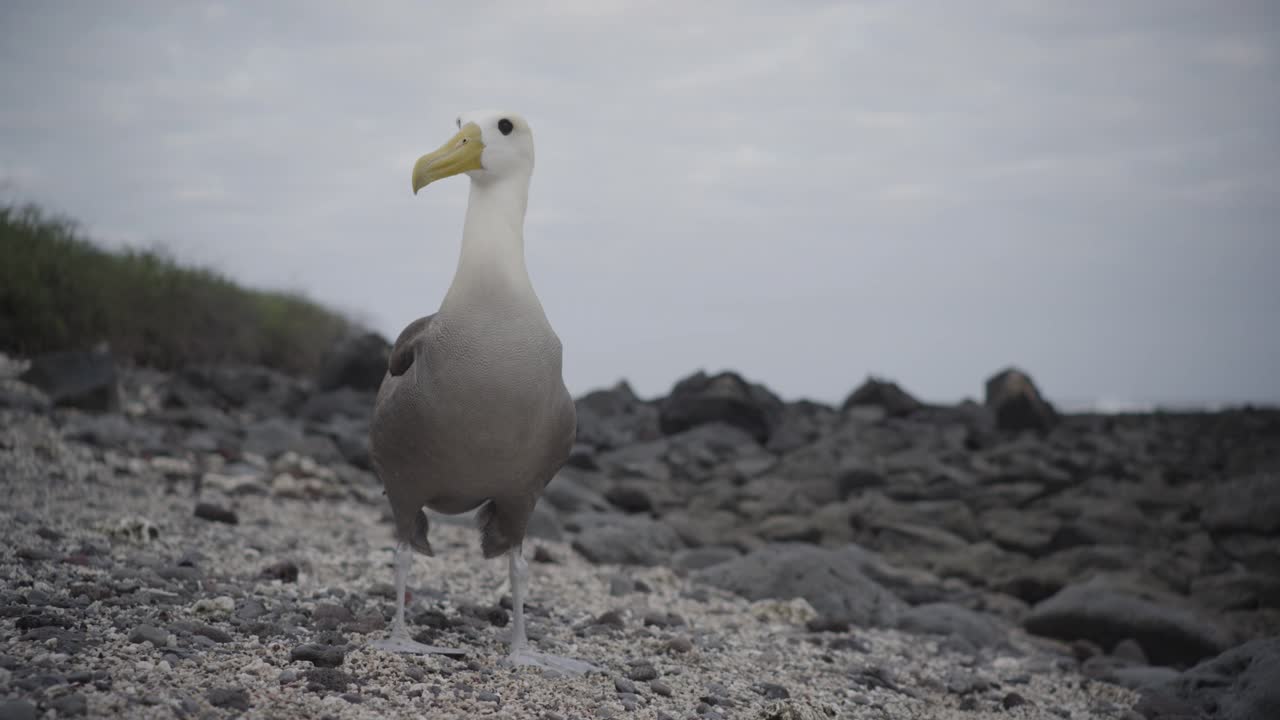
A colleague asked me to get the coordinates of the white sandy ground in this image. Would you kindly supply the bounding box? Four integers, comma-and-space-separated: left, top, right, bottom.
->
0, 413, 1139, 720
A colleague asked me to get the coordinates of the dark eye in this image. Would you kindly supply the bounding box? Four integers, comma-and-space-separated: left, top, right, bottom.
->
498, 118, 513, 135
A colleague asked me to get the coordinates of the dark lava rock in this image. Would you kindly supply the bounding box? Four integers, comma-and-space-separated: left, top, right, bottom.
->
984, 367, 1058, 432
665, 636, 693, 654
604, 483, 654, 513
1136, 637, 1280, 720
303, 668, 351, 693
193, 502, 238, 525
129, 624, 168, 647
575, 381, 662, 450
291, 643, 346, 667
1201, 472, 1280, 535
752, 682, 791, 700
651, 679, 673, 697
0, 699, 36, 720
49, 693, 87, 717
626, 662, 658, 681
571, 513, 684, 566
1002, 692, 1028, 710
260, 560, 300, 583
614, 677, 636, 694
311, 603, 354, 630
461, 603, 509, 628
671, 546, 740, 572
207, 687, 250, 711
20, 350, 120, 412
693, 543, 905, 627
1024, 577, 1231, 666
316, 331, 390, 392
897, 602, 1010, 649
841, 377, 922, 418
657, 370, 783, 443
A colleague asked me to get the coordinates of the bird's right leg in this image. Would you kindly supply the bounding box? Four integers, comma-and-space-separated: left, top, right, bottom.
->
371, 541, 465, 656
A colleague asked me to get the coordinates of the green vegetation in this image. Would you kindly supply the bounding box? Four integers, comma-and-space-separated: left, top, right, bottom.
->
0, 204, 352, 375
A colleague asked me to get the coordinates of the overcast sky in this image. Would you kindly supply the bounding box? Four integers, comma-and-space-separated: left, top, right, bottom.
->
2, 1, 1277, 408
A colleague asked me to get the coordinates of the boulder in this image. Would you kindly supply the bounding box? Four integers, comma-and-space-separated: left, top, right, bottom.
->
841, 377, 922, 418
1024, 576, 1232, 667
658, 370, 783, 444
1202, 472, 1280, 535
19, 350, 119, 411
897, 602, 1011, 649
984, 367, 1058, 432
693, 543, 906, 627
574, 381, 661, 450
316, 331, 390, 392
1136, 637, 1280, 720
569, 512, 684, 566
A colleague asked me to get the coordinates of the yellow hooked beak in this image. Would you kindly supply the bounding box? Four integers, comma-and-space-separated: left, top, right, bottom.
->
412, 123, 484, 194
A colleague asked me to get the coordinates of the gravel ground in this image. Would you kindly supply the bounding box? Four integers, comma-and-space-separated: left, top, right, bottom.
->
1, 408, 1138, 719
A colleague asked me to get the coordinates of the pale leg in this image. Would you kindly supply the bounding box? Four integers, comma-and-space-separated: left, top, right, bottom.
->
504, 543, 597, 675
371, 542, 465, 656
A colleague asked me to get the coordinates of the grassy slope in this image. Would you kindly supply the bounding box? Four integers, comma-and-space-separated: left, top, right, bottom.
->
0, 204, 351, 375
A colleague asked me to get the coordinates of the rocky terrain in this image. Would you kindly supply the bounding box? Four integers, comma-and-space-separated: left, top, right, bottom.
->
1, 343, 1278, 719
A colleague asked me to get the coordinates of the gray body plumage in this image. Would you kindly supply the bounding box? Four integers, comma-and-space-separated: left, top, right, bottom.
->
370, 293, 575, 559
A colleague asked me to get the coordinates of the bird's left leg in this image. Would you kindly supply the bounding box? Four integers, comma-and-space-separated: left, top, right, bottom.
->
503, 541, 598, 675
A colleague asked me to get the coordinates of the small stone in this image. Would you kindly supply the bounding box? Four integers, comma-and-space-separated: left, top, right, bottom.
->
478, 691, 500, 703
626, 662, 658, 681
207, 687, 250, 711
609, 576, 634, 596
959, 697, 980, 711
614, 677, 637, 694
290, 643, 346, 667
665, 636, 693, 654
650, 680, 673, 697
341, 693, 363, 704
752, 682, 790, 699
303, 668, 350, 692
129, 624, 168, 647
260, 560, 299, 583
595, 610, 626, 628
190, 623, 232, 644
1111, 638, 1148, 665
806, 616, 850, 633
1002, 692, 1027, 710
533, 546, 558, 564
193, 502, 238, 524
642, 611, 684, 628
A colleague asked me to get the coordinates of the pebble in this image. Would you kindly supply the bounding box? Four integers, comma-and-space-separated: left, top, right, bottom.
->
1003, 692, 1028, 709
193, 502, 238, 524
626, 662, 658, 681
207, 687, 250, 710
49, 693, 87, 717
650, 679, 673, 697
128, 625, 168, 647
665, 636, 693, 654
290, 643, 346, 668
614, 677, 637, 694
752, 682, 790, 699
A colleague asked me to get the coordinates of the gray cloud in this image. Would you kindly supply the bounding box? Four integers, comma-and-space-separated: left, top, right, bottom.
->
2, 0, 1278, 407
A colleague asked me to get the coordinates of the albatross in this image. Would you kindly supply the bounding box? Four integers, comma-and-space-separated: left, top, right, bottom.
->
369, 110, 591, 674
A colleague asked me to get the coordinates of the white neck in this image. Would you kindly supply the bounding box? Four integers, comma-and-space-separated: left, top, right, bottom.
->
442, 170, 535, 308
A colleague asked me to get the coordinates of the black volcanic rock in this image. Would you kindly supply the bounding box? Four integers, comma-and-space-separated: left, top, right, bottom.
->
1201, 472, 1280, 535
1024, 576, 1232, 667
841, 377, 922, 418
693, 543, 906, 627
658, 370, 783, 444
570, 512, 684, 565
984, 367, 1058, 432
19, 350, 119, 412
316, 331, 390, 392
1136, 637, 1280, 720
575, 381, 661, 450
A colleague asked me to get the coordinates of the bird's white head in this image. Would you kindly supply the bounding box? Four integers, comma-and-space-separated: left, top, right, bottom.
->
412, 110, 534, 194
